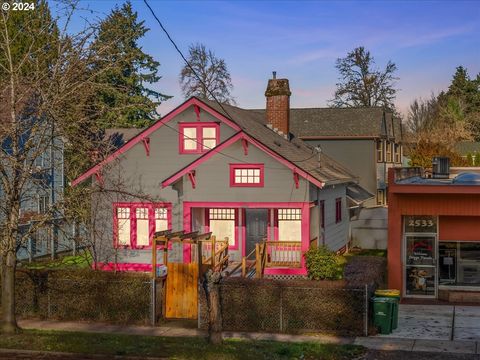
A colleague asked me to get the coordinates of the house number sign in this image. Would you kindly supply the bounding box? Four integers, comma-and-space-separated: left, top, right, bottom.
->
404, 216, 437, 233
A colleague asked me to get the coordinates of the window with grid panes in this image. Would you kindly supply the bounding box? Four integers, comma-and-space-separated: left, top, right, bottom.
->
278, 209, 301, 242
155, 208, 168, 233
208, 208, 236, 246
115, 204, 170, 248
230, 164, 264, 187
179, 123, 218, 154
117, 207, 131, 246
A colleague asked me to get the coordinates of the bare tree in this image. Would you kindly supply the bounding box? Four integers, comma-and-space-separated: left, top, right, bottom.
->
406, 94, 439, 134
180, 43, 235, 104
0, 1, 161, 333
329, 46, 398, 110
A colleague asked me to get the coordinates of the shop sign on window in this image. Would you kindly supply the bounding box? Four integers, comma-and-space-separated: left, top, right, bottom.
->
404, 216, 437, 233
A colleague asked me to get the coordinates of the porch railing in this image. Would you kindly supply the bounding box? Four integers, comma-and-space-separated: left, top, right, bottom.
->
198, 236, 229, 272
265, 241, 302, 268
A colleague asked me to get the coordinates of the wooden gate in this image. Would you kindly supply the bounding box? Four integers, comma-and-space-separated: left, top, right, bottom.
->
165, 262, 198, 319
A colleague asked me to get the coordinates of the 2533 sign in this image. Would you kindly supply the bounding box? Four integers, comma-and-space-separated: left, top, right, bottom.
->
404, 216, 437, 233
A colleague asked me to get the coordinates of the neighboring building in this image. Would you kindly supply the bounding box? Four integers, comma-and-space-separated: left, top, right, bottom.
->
285, 107, 404, 207
455, 141, 480, 165
0, 125, 71, 261
388, 166, 480, 302
72, 75, 370, 276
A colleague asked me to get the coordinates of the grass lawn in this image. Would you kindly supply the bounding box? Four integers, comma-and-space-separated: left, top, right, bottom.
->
21, 253, 92, 270
0, 329, 365, 360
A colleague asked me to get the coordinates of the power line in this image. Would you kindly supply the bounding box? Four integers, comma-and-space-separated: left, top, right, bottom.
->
142, 0, 322, 171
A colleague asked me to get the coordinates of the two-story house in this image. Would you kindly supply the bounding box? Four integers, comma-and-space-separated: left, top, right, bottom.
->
287, 107, 404, 206
72, 75, 370, 275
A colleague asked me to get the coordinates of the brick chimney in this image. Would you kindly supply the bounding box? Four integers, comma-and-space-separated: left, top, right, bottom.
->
265, 71, 291, 135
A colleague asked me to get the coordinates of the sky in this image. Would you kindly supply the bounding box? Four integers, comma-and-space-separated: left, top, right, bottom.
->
56, 0, 480, 118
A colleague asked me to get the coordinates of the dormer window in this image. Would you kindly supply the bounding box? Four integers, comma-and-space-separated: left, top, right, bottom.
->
179, 122, 219, 154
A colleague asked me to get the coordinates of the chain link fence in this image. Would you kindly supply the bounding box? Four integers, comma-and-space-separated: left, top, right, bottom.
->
200, 278, 372, 336
9, 270, 163, 325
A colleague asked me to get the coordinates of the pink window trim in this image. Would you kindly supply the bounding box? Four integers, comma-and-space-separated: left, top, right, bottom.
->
178, 122, 220, 154
94, 262, 155, 272
204, 208, 239, 250
229, 163, 265, 187
113, 202, 172, 250
335, 197, 342, 224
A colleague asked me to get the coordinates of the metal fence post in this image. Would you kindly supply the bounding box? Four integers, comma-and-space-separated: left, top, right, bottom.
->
47, 291, 51, 319
151, 279, 156, 326
279, 286, 283, 333
364, 284, 368, 337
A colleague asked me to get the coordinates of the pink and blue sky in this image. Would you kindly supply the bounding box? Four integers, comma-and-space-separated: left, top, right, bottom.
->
61, 0, 480, 117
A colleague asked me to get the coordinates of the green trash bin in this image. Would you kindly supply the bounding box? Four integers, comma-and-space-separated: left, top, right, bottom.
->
375, 290, 400, 330
372, 297, 393, 335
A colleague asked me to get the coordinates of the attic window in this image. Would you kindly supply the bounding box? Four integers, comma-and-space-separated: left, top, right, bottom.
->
179, 122, 219, 154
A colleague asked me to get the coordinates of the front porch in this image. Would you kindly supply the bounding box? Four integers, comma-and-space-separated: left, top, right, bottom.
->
183, 201, 314, 276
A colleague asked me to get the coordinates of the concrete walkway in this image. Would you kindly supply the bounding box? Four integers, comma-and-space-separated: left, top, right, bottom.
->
16, 318, 480, 355
374, 304, 480, 341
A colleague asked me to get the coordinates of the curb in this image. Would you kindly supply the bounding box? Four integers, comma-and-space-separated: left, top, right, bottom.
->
0, 348, 167, 360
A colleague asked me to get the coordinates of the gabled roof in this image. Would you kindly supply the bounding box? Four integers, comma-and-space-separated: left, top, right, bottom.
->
251, 107, 402, 140
71, 97, 241, 186
72, 97, 357, 187
199, 99, 357, 185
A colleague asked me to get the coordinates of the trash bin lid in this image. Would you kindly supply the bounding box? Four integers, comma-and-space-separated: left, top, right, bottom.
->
375, 289, 400, 297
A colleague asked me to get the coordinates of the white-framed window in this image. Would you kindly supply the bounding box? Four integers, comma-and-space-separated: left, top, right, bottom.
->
377, 189, 386, 205
394, 143, 401, 163
38, 195, 49, 214
278, 209, 302, 242
376, 140, 384, 162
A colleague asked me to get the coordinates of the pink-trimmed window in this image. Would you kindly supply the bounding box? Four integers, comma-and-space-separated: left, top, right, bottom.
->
114, 203, 172, 249
230, 164, 264, 187
179, 122, 219, 154
277, 209, 302, 242
335, 198, 342, 224
206, 208, 238, 249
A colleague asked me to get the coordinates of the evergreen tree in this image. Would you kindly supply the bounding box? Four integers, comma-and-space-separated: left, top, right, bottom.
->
0, 0, 59, 81
90, 1, 170, 129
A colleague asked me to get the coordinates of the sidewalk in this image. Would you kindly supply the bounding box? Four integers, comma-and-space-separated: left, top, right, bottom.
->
17, 319, 479, 355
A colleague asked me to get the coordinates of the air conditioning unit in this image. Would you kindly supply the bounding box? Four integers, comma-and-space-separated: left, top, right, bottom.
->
432, 157, 450, 179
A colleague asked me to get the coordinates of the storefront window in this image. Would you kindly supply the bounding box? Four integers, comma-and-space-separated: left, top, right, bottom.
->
404, 216, 437, 297
439, 242, 480, 286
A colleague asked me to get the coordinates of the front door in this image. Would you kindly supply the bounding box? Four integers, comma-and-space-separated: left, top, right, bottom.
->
245, 209, 268, 255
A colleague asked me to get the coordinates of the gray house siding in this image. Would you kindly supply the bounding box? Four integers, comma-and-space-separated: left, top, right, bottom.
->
180, 139, 312, 262
311, 184, 349, 251
91, 106, 238, 265
182, 141, 310, 203
304, 139, 376, 206
90, 103, 352, 267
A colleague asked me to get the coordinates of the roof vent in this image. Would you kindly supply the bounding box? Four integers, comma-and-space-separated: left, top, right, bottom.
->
432, 157, 450, 179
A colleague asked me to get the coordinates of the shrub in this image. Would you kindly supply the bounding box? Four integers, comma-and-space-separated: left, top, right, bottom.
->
304, 246, 342, 280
